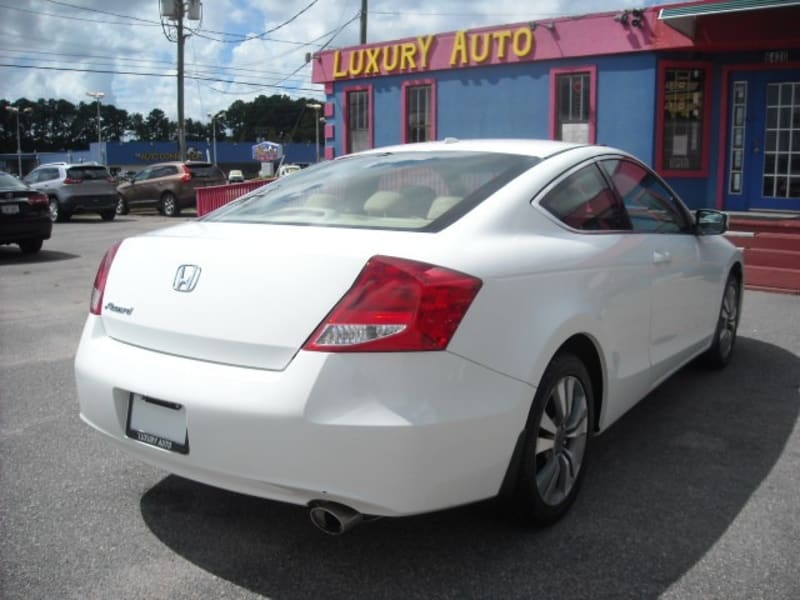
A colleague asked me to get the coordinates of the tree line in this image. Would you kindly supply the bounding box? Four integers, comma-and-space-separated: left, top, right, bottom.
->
0, 94, 325, 154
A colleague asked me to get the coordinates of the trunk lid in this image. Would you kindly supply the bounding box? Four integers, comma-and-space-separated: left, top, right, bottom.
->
66, 166, 116, 196
101, 222, 431, 370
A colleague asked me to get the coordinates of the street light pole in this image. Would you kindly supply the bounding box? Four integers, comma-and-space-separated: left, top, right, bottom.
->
207, 111, 225, 165
86, 91, 105, 163
6, 106, 32, 176
306, 103, 322, 162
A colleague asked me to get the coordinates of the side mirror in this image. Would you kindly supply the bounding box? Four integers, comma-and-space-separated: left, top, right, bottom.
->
695, 209, 728, 235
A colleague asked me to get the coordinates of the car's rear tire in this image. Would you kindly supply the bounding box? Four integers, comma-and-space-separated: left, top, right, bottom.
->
508, 352, 594, 526
49, 197, 69, 222
701, 273, 740, 369
100, 209, 116, 221
116, 195, 129, 215
161, 192, 180, 217
18, 239, 43, 254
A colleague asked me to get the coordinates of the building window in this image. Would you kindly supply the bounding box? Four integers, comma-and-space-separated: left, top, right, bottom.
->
402, 80, 437, 143
728, 81, 747, 195
345, 86, 373, 153
763, 82, 800, 199
550, 67, 597, 144
657, 61, 712, 177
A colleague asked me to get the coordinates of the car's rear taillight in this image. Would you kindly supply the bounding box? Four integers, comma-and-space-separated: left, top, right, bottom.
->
63, 177, 82, 184
28, 193, 48, 207
181, 165, 192, 182
89, 241, 123, 315
304, 256, 482, 352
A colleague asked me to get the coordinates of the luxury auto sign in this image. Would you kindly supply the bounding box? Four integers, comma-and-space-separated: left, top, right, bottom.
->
326, 25, 536, 80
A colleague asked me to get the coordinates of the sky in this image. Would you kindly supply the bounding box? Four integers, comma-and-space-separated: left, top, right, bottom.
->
1, 0, 675, 124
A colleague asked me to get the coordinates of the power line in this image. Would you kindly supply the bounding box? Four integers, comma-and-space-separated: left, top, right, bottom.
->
1, 3, 331, 48
0, 62, 321, 93
186, 0, 322, 43
39, 0, 162, 25
19, 0, 342, 53
204, 10, 357, 96
0, 46, 313, 79
0, 2, 160, 27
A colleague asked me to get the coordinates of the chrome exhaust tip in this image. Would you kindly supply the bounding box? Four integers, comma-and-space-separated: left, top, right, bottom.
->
309, 500, 364, 535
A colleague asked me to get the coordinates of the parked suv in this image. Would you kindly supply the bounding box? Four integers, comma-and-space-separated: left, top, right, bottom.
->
24, 162, 117, 222
116, 161, 226, 217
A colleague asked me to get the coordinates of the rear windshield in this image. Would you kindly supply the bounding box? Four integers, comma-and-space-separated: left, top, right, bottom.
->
187, 164, 223, 178
0, 172, 28, 190
66, 166, 110, 180
203, 151, 538, 231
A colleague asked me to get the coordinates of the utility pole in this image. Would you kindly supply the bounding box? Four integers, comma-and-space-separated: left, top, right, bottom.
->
86, 91, 105, 163
208, 111, 224, 165
6, 106, 32, 176
177, 3, 186, 161
360, 0, 367, 43
305, 103, 322, 162
161, 1, 200, 162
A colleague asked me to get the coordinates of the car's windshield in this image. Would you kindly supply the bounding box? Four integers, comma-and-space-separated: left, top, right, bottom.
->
0, 172, 28, 190
204, 151, 538, 231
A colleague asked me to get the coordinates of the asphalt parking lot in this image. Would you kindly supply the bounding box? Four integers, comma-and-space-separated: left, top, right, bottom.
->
1, 213, 799, 600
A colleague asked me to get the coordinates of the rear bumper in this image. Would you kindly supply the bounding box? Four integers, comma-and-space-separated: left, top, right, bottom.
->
61, 194, 116, 213
74, 316, 534, 516
0, 217, 52, 243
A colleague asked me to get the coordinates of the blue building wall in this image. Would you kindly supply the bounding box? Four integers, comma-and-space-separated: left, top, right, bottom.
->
326, 50, 800, 211
330, 53, 658, 169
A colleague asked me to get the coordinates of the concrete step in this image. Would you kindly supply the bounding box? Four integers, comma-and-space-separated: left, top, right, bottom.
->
744, 265, 800, 295
742, 247, 800, 270
726, 232, 800, 252
729, 216, 800, 236
725, 217, 800, 293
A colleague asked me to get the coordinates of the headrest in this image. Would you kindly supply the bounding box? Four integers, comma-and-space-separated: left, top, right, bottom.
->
427, 196, 462, 220
364, 190, 403, 216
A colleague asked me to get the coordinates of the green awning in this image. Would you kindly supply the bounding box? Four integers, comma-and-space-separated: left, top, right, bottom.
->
659, 0, 800, 37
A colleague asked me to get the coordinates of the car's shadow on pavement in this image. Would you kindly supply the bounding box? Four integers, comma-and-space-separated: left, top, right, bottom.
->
140, 336, 799, 599
0, 247, 79, 263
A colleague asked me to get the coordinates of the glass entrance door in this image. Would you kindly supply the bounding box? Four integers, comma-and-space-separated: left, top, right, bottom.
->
724, 70, 800, 211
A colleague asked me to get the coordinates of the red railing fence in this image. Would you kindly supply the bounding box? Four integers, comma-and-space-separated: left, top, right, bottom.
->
196, 178, 275, 216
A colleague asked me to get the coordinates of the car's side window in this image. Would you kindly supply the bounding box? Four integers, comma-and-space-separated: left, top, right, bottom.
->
35, 168, 58, 182
135, 168, 152, 181
156, 166, 175, 178
540, 164, 631, 231
600, 159, 690, 233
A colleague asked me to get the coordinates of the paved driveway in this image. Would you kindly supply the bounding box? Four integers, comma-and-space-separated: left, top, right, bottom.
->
1, 214, 798, 599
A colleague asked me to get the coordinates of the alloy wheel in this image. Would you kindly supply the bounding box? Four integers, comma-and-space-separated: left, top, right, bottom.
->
535, 375, 589, 506
48, 199, 59, 222
162, 194, 177, 216
718, 280, 739, 359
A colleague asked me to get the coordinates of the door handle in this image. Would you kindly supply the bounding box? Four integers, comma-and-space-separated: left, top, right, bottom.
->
653, 250, 672, 265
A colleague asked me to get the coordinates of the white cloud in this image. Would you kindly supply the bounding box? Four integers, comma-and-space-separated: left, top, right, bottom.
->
1, 0, 673, 124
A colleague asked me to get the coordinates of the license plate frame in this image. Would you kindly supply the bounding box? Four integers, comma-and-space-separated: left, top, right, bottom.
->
125, 393, 189, 454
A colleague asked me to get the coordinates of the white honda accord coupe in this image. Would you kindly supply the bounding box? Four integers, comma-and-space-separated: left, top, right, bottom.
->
75, 139, 742, 534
